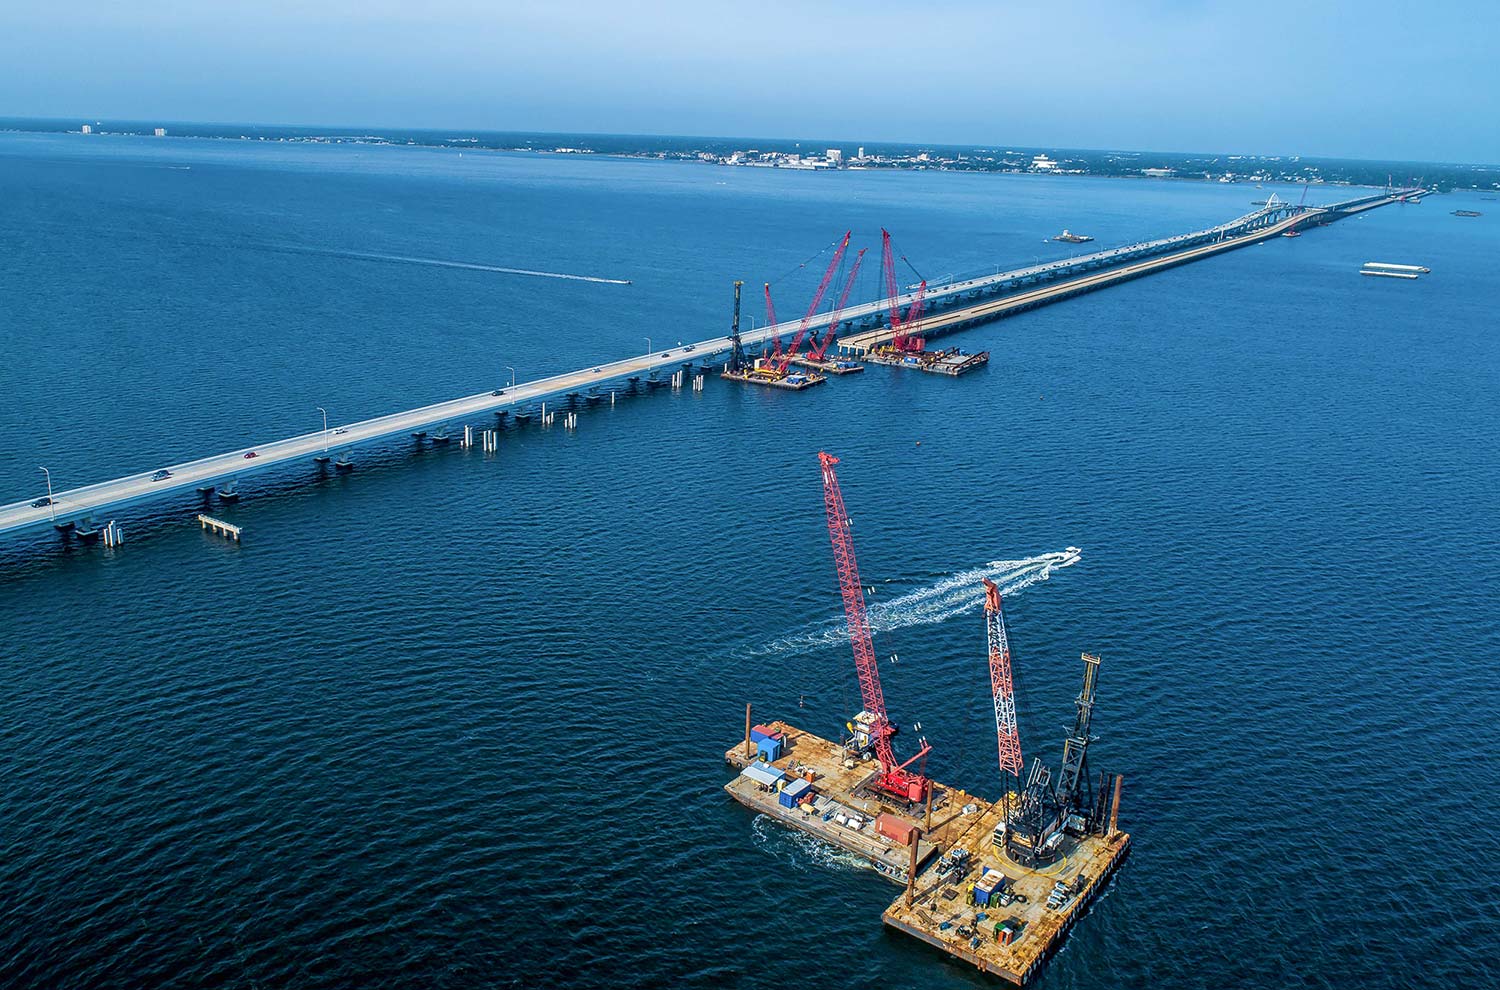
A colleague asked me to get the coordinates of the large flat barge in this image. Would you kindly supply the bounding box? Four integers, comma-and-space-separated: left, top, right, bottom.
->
882, 794, 1130, 985
865, 346, 990, 376
724, 719, 981, 882
725, 717, 1130, 985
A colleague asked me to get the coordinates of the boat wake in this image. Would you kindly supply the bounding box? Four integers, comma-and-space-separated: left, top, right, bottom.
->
750, 814, 873, 876
260, 243, 633, 284
749, 548, 1081, 658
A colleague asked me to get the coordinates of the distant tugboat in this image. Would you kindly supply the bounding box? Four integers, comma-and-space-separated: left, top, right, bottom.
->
1053, 229, 1094, 244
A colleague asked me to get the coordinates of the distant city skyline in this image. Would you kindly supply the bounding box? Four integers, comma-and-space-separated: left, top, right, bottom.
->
3, 0, 1497, 164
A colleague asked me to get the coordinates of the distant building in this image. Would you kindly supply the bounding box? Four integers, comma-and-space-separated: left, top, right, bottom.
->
1141, 167, 1175, 178
154, 127, 167, 137
1031, 154, 1057, 171
826, 148, 843, 166
857, 146, 865, 160
80, 124, 92, 135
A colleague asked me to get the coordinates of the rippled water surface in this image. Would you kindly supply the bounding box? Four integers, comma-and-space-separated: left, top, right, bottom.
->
2, 132, 1497, 989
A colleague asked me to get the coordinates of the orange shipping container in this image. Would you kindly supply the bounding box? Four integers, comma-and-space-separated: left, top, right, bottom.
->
874, 813, 919, 846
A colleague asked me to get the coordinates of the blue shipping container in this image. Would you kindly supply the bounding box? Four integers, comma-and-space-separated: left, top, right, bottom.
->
779, 778, 812, 808
757, 736, 784, 762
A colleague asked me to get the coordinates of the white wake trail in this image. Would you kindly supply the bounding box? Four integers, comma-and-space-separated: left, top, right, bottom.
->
748, 548, 1080, 658
264, 244, 633, 284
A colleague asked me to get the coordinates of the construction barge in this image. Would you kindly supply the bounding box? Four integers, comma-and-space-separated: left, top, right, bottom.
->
866, 345, 991, 376
723, 452, 1129, 985
726, 685, 1129, 985
789, 355, 865, 375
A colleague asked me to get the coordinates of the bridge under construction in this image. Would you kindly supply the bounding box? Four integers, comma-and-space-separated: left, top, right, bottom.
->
0, 188, 1419, 547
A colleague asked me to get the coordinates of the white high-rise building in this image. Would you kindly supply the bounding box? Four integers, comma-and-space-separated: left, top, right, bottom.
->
80, 124, 92, 135
857, 146, 865, 159
827, 148, 844, 166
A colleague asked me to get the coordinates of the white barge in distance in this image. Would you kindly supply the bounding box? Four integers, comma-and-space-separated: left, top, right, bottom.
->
1364, 262, 1431, 273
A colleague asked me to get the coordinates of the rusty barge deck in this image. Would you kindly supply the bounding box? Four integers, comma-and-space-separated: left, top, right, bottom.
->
725, 719, 1129, 985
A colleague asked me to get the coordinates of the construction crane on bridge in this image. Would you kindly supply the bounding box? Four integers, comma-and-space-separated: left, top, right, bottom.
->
807, 248, 867, 363
775, 232, 850, 373
880, 229, 928, 354
818, 451, 931, 804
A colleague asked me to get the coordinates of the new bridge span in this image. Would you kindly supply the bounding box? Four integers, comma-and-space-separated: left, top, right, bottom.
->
0, 189, 1418, 544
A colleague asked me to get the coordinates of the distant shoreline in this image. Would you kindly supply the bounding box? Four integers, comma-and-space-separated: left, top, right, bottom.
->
2, 119, 1494, 192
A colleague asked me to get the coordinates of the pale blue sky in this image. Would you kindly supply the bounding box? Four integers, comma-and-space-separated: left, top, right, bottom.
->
3, 1, 1496, 163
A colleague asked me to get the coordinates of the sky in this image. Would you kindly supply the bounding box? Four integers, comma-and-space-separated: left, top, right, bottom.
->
3, 0, 1497, 164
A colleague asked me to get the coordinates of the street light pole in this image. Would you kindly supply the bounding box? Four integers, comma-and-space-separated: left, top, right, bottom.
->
505, 366, 515, 388
644, 336, 652, 356
38, 466, 56, 523
316, 406, 328, 452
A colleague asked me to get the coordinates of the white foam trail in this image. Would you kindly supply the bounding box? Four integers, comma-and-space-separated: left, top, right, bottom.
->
267, 244, 632, 284
750, 814, 874, 876
749, 549, 1080, 658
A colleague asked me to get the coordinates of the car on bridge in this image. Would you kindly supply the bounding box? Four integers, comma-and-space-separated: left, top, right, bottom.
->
244, 451, 258, 459
492, 389, 505, 396
31, 497, 52, 508
151, 469, 172, 481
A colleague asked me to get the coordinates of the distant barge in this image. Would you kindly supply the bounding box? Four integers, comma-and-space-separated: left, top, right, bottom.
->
789, 356, 865, 375
719, 361, 827, 390
866, 346, 990, 376
1052, 230, 1094, 244
725, 716, 1129, 986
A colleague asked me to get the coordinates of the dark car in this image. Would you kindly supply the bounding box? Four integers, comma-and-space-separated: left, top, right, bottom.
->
151, 469, 172, 481
31, 496, 52, 508
492, 389, 505, 396
661, 352, 670, 358
243, 451, 258, 459
684, 345, 696, 352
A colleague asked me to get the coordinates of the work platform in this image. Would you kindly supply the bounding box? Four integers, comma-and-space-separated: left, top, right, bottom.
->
719, 367, 827, 390
725, 721, 982, 882
866, 347, 990, 376
726, 720, 1130, 985
883, 799, 1130, 985
789, 356, 865, 375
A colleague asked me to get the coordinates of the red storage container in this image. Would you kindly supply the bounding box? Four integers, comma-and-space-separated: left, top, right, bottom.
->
875, 813, 919, 846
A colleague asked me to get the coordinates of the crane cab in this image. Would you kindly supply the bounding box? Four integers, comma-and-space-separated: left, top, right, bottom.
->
847, 711, 879, 754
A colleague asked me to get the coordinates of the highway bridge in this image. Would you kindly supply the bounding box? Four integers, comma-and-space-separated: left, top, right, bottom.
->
0, 188, 1418, 545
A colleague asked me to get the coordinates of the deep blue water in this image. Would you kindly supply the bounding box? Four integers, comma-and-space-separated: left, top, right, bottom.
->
2, 132, 1497, 989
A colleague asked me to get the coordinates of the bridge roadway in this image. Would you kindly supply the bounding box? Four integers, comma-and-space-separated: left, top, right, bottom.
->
838, 205, 1321, 352
0, 189, 1415, 541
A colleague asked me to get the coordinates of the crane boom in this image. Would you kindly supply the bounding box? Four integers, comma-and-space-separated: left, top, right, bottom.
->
778, 232, 850, 372
880, 229, 902, 336
809, 248, 866, 361
819, 451, 930, 803
763, 282, 780, 359
984, 578, 1024, 788
881, 229, 926, 352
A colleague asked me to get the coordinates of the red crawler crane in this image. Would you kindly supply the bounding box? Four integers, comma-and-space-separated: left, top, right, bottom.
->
983, 578, 1025, 813
880, 229, 927, 353
763, 282, 780, 360
808, 248, 867, 362
818, 451, 931, 803
776, 232, 851, 372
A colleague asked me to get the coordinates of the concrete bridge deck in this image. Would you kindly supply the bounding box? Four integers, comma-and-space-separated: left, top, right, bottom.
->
0, 189, 1417, 543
